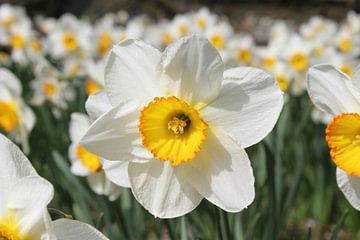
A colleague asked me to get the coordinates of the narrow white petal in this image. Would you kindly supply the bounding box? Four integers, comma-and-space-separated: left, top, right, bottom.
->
128, 160, 203, 218
337, 168, 360, 211
102, 159, 130, 188
80, 101, 152, 161
160, 35, 224, 107
53, 219, 109, 240
105, 39, 162, 106
202, 67, 283, 148
180, 129, 255, 212
307, 64, 360, 115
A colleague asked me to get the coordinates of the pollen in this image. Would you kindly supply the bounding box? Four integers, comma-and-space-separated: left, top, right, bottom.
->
0, 212, 26, 240
139, 96, 208, 166
237, 48, 252, 64
76, 145, 102, 173
0, 101, 19, 132
196, 18, 206, 29
262, 57, 276, 70
326, 113, 360, 176
97, 33, 112, 56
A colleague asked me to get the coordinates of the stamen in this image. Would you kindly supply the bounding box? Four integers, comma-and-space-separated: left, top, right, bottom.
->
168, 114, 191, 135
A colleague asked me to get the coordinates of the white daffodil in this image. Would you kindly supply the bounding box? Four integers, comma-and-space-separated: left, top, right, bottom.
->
80, 35, 283, 218
69, 113, 121, 201
0, 133, 109, 240
45, 14, 92, 59
0, 68, 35, 153
31, 60, 74, 116
307, 64, 360, 210
83, 59, 105, 95
192, 7, 217, 33
228, 34, 255, 66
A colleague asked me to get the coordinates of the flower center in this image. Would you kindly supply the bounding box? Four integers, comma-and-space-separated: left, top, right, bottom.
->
42, 82, 56, 97
139, 96, 208, 166
210, 34, 225, 49
62, 33, 78, 52
162, 32, 174, 45
85, 80, 102, 95
262, 57, 276, 70
339, 38, 352, 53
76, 145, 102, 172
275, 74, 289, 92
0, 101, 19, 132
290, 52, 308, 71
326, 113, 360, 176
10, 34, 25, 49
237, 48, 252, 64
196, 18, 206, 29
30, 39, 41, 53
340, 65, 352, 77
0, 212, 25, 240
178, 24, 188, 36
97, 33, 112, 56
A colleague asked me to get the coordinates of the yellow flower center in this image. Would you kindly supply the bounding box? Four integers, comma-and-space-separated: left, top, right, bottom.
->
85, 80, 102, 95
62, 33, 78, 52
0, 52, 9, 64
0, 101, 19, 132
10, 34, 25, 49
139, 96, 208, 166
275, 74, 289, 92
290, 52, 308, 71
0, 212, 26, 240
2, 16, 15, 28
340, 65, 352, 77
42, 82, 56, 97
30, 39, 41, 53
76, 145, 102, 172
162, 32, 174, 45
97, 33, 112, 56
210, 34, 225, 49
236, 48, 252, 64
326, 113, 360, 176
339, 39, 352, 53
178, 24, 188, 36
314, 46, 324, 57
262, 57, 276, 70
196, 18, 206, 29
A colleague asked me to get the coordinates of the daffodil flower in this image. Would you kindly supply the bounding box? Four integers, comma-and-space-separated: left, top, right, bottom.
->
69, 112, 122, 201
307, 64, 360, 210
80, 35, 283, 218
0, 133, 109, 240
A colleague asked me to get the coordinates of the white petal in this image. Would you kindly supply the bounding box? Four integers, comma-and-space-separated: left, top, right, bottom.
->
71, 160, 91, 177
85, 90, 113, 122
21, 104, 36, 132
80, 101, 152, 161
0, 68, 22, 95
160, 35, 224, 107
352, 64, 360, 91
70, 113, 90, 142
201, 67, 283, 148
307, 64, 360, 115
336, 168, 360, 211
104, 39, 162, 106
0, 134, 37, 216
87, 171, 121, 201
102, 159, 130, 188
6, 176, 54, 235
180, 129, 255, 212
128, 160, 203, 218
53, 219, 109, 240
